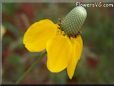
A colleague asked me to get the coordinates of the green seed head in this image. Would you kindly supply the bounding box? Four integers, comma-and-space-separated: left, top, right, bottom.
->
60, 6, 87, 36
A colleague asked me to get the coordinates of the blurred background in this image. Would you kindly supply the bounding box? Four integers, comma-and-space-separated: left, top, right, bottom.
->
2, 3, 114, 84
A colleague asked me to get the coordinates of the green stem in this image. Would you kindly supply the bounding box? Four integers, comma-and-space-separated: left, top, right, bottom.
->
16, 52, 46, 84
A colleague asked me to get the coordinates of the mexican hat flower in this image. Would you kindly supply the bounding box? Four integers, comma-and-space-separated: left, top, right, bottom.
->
23, 6, 87, 79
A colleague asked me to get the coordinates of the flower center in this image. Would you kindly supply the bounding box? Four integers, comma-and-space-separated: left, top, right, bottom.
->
60, 6, 87, 37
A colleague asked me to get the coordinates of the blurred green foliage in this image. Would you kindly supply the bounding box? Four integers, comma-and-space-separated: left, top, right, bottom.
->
2, 3, 20, 15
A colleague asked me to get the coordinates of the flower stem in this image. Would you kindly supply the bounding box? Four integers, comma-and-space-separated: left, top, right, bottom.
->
16, 52, 46, 84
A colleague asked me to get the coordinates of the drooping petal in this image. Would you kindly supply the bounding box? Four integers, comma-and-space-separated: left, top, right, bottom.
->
46, 35, 73, 72
67, 35, 83, 79
23, 19, 58, 52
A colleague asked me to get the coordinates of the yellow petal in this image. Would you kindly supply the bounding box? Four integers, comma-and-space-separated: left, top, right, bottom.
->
67, 35, 83, 79
23, 19, 58, 52
46, 35, 72, 72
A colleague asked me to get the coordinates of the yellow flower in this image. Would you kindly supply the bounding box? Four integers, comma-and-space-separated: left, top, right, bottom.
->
23, 6, 87, 79
23, 19, 83, 79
